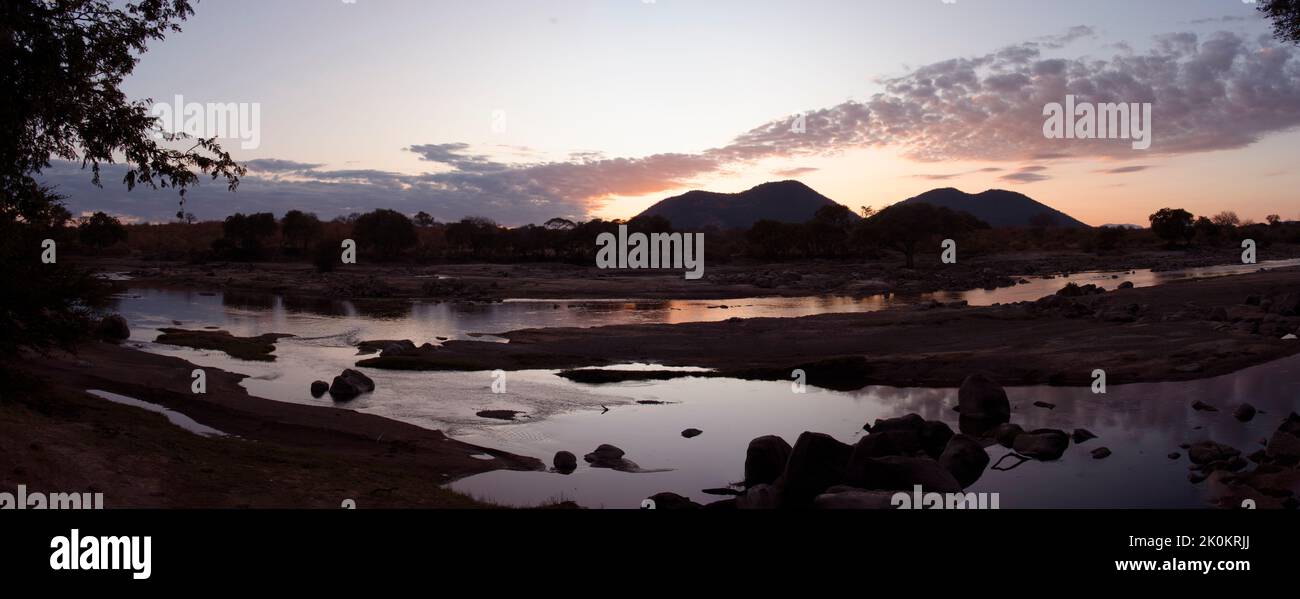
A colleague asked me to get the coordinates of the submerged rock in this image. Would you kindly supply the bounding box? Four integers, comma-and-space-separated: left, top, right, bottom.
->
681, 428, 703, 439
1091, 447, 1112, 460
1233, 403, 1257, 422
1012, 429, 1070, 460
1072, 428, 1098, 444
309, 380, 329, 398
583, 444, 640, 471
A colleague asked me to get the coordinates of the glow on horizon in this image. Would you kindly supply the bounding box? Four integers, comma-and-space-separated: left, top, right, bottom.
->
70, 0, 1299, 226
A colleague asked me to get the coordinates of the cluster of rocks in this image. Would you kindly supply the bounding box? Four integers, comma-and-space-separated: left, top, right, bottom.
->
641, 373, 1113, 509
311, 368, 376, 401
1191, 413, 1300, 508
418, 277, 500, 301
326, 275, 398, 299
1215, 292, 1300, 338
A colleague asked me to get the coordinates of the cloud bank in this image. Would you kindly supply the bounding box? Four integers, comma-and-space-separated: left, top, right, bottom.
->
45, 29, 1300, 225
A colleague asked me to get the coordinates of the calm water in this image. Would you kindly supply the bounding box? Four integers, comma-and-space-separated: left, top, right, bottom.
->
106, 259, 1300, 508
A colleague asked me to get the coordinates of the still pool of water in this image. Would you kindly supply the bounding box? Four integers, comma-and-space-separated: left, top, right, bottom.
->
106, 259, 1300, 508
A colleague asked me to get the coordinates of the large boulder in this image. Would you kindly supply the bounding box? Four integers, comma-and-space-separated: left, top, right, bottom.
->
96, 314, 131, 343
957, 373, 1011, 433
744, 435, 793, 487
863, 413, 953, 458
843, 455, 962, 493
939, 434, 990, 488
777, 432, 853, 506
328, 368, 376, 401
1012, 429, 1070, 460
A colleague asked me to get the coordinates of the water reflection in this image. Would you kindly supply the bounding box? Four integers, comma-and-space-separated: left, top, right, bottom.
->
105, 257, 1300, 508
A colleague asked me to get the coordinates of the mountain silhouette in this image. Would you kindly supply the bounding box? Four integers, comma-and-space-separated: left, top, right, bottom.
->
636, 180, 851, 230
894, 188, 1089, 228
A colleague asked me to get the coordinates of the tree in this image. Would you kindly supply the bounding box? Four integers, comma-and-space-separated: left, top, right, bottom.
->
1259, 0, 1300, 44
1, 0, 242, 211
2, 1, 236, 361
353, 209, 417, 260
1149, 208, 1195, 248
414, 211, 435, 227
861, 203, 988, 267
1210, 211, 1240, 228
78, 212, 128, 248
280, 210, 323, 252
544, 217, 576, 231
217, 212, 277, 259
1266, 214, 1282, 226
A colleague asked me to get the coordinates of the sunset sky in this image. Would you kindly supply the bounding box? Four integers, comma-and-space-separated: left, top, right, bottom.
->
45, 0, 1300, 227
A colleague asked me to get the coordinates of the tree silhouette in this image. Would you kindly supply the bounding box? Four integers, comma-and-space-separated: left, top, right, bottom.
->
78, 212, 128, 248
353, 209, 417, 260
1259, 0, 1300, 44
1149, 208, 1195, 248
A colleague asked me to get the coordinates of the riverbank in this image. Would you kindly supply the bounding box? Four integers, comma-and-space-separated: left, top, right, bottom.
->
77, 244, 1300, 305
2, 342, 544, 508
358, 266, 1300, 389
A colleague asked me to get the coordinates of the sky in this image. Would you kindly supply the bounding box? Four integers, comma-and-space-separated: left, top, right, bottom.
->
43, 0, 1300, 227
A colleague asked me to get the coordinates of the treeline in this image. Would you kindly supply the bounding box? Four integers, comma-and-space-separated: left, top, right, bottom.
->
71, 203, 1300, 269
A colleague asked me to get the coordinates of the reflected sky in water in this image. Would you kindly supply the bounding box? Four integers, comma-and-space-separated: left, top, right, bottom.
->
108, 258, 1300, 508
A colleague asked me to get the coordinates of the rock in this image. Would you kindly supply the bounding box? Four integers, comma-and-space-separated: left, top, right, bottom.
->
1118, 281, 1134, 289
1072, 428, 1098, 444
1265, 413, 1300, 466
1012, 429, 1070, 460
778, 432, 853, 506
96, 314, 131, 342
992, 423, 1024, 448
1285, 334, 1298, 340
584, 444, 637, 470
553, 451, 577, 473
1187, 441, 1240, 465
1233, 403, 1257, 422
328, 368, 376, 400
476, 410, 522, 420
735, 484, 782, 510
379, 340, 417, 356
957, 373, 1011, 431
843, 456, 962, 493
645, 492, 700, 510
1091, 447, 1112, 459
861, 413, 952, 458
744, 435, 793, 487
309, 380, 329, 398
1191, 400, 1218, 412
681, 428, 703, 439
1032, 401, 1056, 410
1168, 452, 1181, 460
938, 434, 989, 488
813, 487, 897, 509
